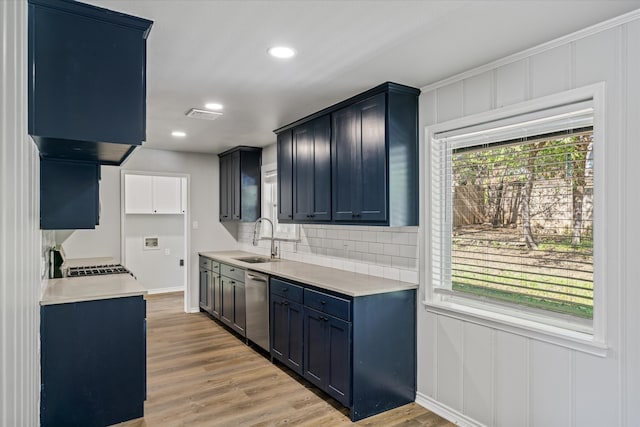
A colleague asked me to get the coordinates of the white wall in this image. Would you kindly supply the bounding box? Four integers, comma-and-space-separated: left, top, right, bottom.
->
0, 0, 50, 424
60, 148, 238, 310
417, 12, 640, 427
125, 214, 185, 292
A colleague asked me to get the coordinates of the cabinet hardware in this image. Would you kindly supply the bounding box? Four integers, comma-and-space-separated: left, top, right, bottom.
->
283, 301, 289, 306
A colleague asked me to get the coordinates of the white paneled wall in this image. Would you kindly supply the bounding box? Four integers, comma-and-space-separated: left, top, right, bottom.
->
237, 223, 419, 284
417, 11, 640, 427
0, 0, 48, 424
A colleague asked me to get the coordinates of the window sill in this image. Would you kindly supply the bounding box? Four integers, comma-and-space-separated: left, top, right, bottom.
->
422, 298, 608, 357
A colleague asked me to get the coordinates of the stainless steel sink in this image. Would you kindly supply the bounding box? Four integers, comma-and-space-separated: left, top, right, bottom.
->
233, 256, 277, 264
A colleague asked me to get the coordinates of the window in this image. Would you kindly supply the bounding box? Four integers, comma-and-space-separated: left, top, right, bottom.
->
261, 163, 298, 240
427, 86, 605, 346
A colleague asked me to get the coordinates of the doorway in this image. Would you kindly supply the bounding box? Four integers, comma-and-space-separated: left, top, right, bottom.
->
121, 171, 190, 312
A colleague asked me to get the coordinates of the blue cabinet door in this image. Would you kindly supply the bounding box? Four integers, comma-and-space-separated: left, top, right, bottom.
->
233, 281, 246, 335
211, 265, 221, 319
303, 307, 327, 388
303, 307, 351, 407
326, 315, 351, 406
277, 130, 294, 222
219, 155, 232, 221
220, 276, 234, 327
270, 294, 304, 375
292, 115, 331, 222
199, 267, 210, 311
220, 276, 246, 336
40, 158, 100, 230
332, 93, 387, 223
231, 150, 242, 220
40, 296, 146, 427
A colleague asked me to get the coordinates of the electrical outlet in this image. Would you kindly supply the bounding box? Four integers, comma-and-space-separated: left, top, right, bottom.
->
164, 248, 170, 256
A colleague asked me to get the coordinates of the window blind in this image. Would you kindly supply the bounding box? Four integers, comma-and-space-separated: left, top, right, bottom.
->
431, 100, 595, 319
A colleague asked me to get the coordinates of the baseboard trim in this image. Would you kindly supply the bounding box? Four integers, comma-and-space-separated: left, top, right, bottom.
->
415, 392, 487, 427
146, 286, 184, 295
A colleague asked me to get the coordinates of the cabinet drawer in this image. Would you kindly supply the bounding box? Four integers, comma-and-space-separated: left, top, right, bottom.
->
270, 278, 303, 303
199, 256, 212, 270
304, 289, 351, 321
211, 261, 220, 274
221, 263, 245, 282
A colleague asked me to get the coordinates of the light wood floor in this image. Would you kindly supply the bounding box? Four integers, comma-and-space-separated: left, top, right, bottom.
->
117, 292, 455, 427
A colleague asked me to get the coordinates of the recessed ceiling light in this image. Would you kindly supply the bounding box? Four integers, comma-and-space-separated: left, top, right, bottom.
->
171, 131, 186, 137
205, 103, 223, 110
268, 46, 296, 59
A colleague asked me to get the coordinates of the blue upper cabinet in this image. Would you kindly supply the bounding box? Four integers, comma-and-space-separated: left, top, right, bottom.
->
40, 158, 101, 230
275, 82, 420, 226
28, 0, 153, 166
277, 130, 294, 222
292, 116, 332, 222
332, 93, 387, 223
218, 146, 262, 222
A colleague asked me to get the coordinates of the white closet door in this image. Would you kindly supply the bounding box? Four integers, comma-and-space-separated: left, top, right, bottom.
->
125, 174, 153, 214
153, 176, 181, 214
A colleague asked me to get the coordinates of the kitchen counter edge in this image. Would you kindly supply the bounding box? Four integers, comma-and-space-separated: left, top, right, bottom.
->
198, 250, 418, 297
41, 274, 147, 306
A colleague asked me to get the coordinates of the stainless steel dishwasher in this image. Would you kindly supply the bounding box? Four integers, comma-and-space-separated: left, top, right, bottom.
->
245, 271, 270, 351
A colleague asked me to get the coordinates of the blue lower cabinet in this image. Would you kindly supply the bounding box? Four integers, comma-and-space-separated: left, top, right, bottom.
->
220, 274, 246, 336
40, 296, 146, 427
270, 293, 303, 375
270, 277, 416, 421
303, 307, 351, 407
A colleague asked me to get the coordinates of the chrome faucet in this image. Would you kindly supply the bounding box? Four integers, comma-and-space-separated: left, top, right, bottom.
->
252, 217, 278, 259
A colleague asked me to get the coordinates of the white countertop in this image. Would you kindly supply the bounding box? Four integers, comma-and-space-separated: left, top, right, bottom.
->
198, 250, 418, 297
42, 257, 146, 306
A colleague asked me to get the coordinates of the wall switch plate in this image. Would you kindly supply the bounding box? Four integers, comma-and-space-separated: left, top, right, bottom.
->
164, 248, 170, 256
192, 221, 199, 229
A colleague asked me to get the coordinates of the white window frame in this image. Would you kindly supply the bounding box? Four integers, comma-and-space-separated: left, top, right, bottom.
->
423, 83, 607, 356
261, 162, 299, 241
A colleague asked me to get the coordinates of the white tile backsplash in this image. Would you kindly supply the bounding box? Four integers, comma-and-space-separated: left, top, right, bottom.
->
237, 223, 419, 284
376, 231, 393, 243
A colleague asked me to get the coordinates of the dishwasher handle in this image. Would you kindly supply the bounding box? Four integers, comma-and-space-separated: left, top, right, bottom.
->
246, 273, 268, 283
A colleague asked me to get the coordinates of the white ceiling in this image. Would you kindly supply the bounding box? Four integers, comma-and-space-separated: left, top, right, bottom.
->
87, 0, 640, 155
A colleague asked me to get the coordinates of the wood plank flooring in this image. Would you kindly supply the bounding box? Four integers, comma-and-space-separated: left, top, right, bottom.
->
117, 292, 454, 427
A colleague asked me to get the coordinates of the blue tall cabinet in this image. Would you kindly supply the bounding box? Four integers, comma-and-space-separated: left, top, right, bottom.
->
28, 0, 153, 229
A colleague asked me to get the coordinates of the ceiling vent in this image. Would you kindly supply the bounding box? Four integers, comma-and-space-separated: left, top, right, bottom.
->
185, 108, 223, 120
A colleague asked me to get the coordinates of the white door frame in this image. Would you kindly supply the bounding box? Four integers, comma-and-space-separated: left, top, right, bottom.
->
120, 170, 192, 313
